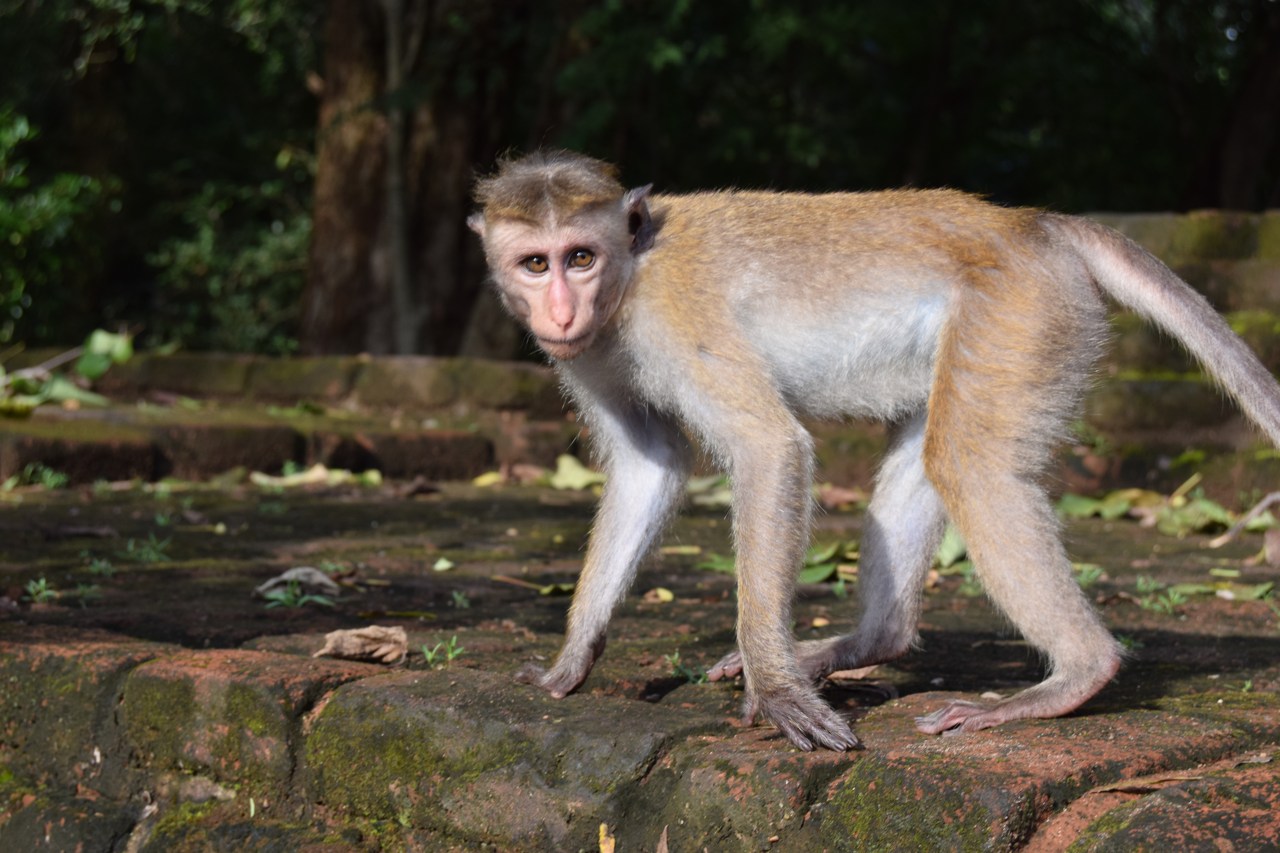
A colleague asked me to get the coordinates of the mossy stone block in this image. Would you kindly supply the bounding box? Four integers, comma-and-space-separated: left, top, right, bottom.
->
316, 428, 493, 480
1093, 211, 1259, 265
153, 423, 301, 479
246, 357, 361, 402
1258, 210, 1280, 261
0, 632, 167, 787
0, 418, 156, 483
142, 353, 256, 397
306, 668, 711, 847
451, 358, 562, 414
120, 649, 377, 795
351, 356, 457, 409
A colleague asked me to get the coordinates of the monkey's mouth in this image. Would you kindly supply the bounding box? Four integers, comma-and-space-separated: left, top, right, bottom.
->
537, 332, 594, 359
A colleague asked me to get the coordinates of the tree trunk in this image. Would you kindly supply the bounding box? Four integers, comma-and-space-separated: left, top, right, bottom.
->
303, 0, 529, 357
301, 0, 389, 354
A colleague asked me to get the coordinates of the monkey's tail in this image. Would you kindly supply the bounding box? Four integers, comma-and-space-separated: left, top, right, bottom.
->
1047, 214, 1280, 448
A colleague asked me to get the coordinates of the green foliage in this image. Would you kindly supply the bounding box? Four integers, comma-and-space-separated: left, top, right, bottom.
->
1, 329, 132, 417
0, 108, 105, 344
664, 651, 708, 685
144, 177, 311, 355
2, 463, 68, 490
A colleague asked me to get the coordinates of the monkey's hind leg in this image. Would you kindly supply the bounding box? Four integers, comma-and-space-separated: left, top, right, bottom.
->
915, 332, 1121, 734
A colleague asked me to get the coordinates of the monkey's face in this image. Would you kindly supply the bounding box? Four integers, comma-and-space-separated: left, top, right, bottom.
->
471, 217, 631, 361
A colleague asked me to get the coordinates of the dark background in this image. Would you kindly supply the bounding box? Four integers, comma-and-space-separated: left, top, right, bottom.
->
2, 0, 1277, 358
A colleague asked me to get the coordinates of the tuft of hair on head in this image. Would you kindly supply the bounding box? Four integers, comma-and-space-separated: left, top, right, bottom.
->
473, 150, 625, 225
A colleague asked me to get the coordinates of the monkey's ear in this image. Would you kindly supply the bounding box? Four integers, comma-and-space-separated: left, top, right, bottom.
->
466, 213, 486, 237
624, 184, 655, 254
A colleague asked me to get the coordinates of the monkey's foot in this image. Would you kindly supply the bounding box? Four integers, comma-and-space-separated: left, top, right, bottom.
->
514, 662, 586, 699
915, 663, 1120, 735
745, 685, 861, 751
708, 638, 845, 684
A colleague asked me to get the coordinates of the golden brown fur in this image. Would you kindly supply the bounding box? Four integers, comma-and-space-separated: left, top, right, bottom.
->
468, 150, 1280, 750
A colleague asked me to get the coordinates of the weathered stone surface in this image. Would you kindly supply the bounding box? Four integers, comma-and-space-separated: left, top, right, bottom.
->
351, 357, 459, 409
0, 627, 170, 788
153, 423, 302, 479
0, 418, 156, 483
0, 792, 138, 852
314, 428, 493, 480
246, 356, 361, 402
120, 649, 380, 797
138, 352, 257, 397
306, 667, 721, 849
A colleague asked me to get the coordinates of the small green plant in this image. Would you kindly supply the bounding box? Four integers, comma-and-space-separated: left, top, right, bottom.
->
81, 551, 116, 577
117, 533, 171, 563
832, 576, 849, 599
258, 500, 287, 515
1134, 576, 1186, 614
451, 590, 471, 609
23, 576, 58, 603
317, 560, 346, 575
73, 583, 101, 607
1116, 634, 1145, 651
664, 651, 708, 685
261, 579, 335, 609
1135, 575, 1163, 596
1073, 563, 1105, 589
421, 635, 465, 667
153, 512, 172, 527
2, 463, 69, 491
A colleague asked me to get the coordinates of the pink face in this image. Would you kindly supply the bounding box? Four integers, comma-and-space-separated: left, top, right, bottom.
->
475, 219, 623, 360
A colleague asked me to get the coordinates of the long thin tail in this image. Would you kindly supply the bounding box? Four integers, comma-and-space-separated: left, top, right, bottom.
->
1046, 214, 1280, 447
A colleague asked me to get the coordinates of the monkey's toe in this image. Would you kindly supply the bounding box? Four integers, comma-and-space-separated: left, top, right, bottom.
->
750, 688, 861, 751
706, 650, 744, 681
914, 700, 996, 735
515, 662, 581, 699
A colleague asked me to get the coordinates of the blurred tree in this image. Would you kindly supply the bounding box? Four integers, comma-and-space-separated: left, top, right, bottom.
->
2, 0, 1276, 354
302, 0, 580, 356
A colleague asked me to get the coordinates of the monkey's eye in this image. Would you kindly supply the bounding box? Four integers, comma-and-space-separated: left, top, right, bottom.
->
567, 249, 595, 269
522, 256, 549, 274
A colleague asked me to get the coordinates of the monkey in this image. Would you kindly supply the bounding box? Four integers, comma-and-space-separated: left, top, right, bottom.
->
466, 149, 1280, 751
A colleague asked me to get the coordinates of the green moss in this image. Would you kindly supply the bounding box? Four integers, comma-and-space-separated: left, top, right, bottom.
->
122, 675, 197, 767
821, 756, 1005, 850
151, 799, 218, 838
1068, 806, 1136, 851
223, 684, 278, 739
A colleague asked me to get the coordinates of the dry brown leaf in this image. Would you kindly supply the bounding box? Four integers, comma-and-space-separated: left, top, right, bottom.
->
313, 625, 408, 664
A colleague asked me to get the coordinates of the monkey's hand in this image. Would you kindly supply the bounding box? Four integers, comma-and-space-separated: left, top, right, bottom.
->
744, 684, 861, 751
514, 661, 587, 699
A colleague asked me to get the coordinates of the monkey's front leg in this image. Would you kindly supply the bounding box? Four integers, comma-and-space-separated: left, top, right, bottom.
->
516, 411, 690, 697
729, 429, 860, 751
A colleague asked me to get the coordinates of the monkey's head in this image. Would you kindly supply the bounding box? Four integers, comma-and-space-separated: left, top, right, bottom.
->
468, 150, 654, 361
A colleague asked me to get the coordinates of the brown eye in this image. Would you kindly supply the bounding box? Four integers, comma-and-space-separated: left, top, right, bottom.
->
522, 256, 549, 274
568, 249, 595, 269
